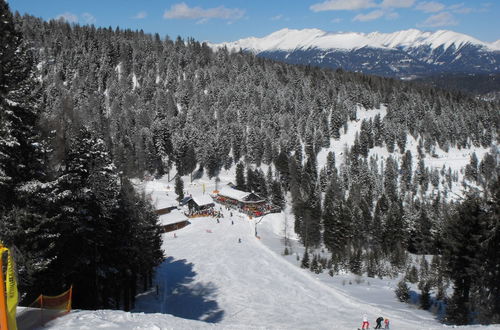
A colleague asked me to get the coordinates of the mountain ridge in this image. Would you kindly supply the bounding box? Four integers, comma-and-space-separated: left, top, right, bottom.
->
211, 28, 500, 53
210, 28, 500, 79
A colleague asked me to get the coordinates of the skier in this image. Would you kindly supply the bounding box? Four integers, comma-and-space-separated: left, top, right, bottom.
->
384, 318, 390, 329
231, 220, 234, 225
361, 314, 369, 330
375, 316, 384, 329
238, 238, 242, 243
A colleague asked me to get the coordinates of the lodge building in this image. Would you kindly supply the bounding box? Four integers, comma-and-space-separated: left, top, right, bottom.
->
214, 185, 279, 217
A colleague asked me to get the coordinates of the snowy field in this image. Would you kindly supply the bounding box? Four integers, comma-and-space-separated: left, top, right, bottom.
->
43, 176, 500, 330
43, 105, 499, 330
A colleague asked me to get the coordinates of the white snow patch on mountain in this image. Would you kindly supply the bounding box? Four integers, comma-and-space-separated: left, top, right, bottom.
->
212, 28, 500, 53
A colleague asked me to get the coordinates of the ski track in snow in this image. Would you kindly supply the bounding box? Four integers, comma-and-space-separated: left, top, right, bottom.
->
45, 178, 500, 329
44, 105, 499, 330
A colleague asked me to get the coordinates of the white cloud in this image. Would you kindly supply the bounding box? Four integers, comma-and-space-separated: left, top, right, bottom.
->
331, 18, 343, 23
56, 12, 78, 23
386, 11, 400, 19
163, 2, 245, 22
310, 0, 377, 12
353, 9, 385, 21
417, 11, 458, 27
271, 14, 283, 21
81, 12, 96, 24
448, 3, 472, 14
133, 11, 147, 19
380, 0, 415, 8
415, 1, 445, 13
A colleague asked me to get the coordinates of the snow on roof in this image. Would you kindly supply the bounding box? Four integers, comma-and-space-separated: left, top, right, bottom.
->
191, 194, 214, 206
158, 209, 187, 226
155, 199, 176, 210
218, 186, 250, 202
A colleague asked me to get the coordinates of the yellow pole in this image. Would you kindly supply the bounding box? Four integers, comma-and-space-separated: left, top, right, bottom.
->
0, 247, 8, 330
5, 251, 18, 330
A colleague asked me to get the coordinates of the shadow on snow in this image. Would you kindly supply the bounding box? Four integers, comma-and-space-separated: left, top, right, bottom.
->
158, 256, 224, 323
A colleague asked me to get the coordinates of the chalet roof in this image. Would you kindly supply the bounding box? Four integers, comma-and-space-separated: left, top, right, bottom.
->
218, 186, 264, 203
158, 209, 188, 226
191, 194, 214, 206
218, 186, 250, 201
155, 198, 176, 210
180, 196, 192, 205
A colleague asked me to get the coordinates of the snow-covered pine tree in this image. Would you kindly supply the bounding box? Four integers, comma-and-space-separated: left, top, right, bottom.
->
175, 175, 184, 202
0, 0, 44, 206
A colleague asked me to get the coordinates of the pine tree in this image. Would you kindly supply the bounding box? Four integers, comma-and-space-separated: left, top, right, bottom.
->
235, 162, 246, 190
175, 175, 184, 202
0, 0, 44, 206
476, 179, 500, 323
301, 249, 310, 269
401, 150, 413, 192
349, 248, 363, 276
0, 2, 52, 304
395, 279, 410, 303
406, 265, 419, 284
271, 180, 285, 208
443, 195, 485, 325
420, 281, 432, 310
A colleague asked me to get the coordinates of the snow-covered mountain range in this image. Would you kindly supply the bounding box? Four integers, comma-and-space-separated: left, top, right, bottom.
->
212, 28, 500, 78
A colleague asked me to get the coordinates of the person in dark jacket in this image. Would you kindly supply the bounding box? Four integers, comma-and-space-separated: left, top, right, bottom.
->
375, 316, 384, 329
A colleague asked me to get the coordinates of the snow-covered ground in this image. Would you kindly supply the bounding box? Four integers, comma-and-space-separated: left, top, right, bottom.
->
44, 176, 500, 330
43, 105, 499, 329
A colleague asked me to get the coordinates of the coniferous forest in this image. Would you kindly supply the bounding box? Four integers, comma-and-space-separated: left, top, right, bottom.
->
0, 1, 499, 323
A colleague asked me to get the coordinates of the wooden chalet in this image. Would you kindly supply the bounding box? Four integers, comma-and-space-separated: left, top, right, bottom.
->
158, 209, 190, 232
216, 186, 265, 206
155, 205, 178, 216
214, 185, 281, 217
187, 195, 215, 212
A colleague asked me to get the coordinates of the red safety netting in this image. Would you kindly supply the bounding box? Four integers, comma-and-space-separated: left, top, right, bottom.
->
16, 286, 72, 329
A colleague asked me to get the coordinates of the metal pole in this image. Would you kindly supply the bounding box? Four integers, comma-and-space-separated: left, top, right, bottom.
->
255, 215, 266, 237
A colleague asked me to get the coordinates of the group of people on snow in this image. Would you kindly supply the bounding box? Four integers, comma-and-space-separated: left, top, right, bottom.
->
361, 314, 389, 329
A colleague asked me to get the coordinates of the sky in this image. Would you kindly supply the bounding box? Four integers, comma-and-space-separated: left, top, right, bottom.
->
6, 0, 500, 43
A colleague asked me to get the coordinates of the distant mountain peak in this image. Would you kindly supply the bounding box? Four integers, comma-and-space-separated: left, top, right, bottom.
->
210, 28, 500, 79
212, 28, 500, 53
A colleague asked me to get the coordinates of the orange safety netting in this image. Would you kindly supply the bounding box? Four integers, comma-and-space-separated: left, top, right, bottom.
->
29, 286, 72, 311
16, 287, 72, 329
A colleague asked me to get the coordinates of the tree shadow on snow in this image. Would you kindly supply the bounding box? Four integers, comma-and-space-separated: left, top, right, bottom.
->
162, 257, 225, 323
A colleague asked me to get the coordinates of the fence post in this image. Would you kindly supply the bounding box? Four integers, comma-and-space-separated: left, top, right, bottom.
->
40, 295, 43, 325
67, 286, 73, 312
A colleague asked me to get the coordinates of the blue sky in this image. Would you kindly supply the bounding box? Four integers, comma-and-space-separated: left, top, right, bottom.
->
6, 0, 500, 43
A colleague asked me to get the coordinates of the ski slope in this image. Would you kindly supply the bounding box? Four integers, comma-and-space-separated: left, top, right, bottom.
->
43, 105, 498, 329
44, 176, 500, 330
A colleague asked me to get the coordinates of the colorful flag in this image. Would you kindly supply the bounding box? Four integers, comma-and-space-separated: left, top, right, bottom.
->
5, 252, 18, 330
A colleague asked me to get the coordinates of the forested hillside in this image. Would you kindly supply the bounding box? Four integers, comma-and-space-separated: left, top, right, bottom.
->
0, 3, 163, 311
1, 5, 499, 324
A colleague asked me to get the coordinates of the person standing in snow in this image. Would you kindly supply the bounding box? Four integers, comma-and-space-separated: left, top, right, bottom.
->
361, 314, 369, 329
384, 318, 389, 329
375, 316, 383, 329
